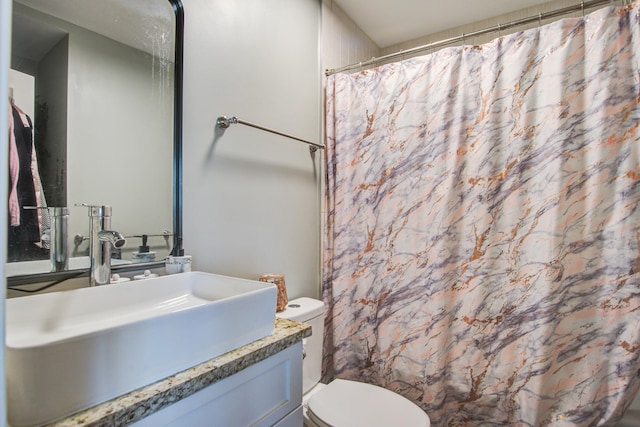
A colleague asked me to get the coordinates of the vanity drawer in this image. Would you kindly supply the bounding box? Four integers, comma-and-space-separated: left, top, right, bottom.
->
132, 342, 303, 427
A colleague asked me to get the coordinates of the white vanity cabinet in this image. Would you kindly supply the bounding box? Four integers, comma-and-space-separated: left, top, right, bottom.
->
132, 342, 303, 427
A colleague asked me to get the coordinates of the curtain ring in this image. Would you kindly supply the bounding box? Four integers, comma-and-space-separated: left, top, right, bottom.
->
498, 23, 502, 37
581, 0, 585, 16
462, 32, 466, 46
538, 12, 542, 27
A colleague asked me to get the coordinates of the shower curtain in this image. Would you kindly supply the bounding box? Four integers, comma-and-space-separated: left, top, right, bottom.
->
323, 3, 640, 426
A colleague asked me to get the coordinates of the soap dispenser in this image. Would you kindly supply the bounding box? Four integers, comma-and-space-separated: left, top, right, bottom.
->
131, 234, 156, 262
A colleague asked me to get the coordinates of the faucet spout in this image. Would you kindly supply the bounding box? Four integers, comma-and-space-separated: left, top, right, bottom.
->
81, 204, 127, 286
98, 230, 127, 249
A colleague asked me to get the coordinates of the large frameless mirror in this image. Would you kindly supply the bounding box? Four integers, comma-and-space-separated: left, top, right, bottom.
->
7, 0, 183, 283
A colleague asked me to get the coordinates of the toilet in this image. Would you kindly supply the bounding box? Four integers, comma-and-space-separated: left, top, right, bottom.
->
277, 297, 431, 427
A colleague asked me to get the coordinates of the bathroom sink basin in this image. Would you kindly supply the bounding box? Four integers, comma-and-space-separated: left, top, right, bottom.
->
6, 271, 277, 427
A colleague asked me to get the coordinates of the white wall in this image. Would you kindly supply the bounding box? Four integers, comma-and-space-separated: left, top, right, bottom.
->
182, 0, 322, 299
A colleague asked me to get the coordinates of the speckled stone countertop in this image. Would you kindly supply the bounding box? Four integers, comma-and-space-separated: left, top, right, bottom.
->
47, 318, 311, 427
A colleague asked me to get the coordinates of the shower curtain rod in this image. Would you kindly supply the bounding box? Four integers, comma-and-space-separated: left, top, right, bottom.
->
216, 115, 324, 152
325, 0, 617, 76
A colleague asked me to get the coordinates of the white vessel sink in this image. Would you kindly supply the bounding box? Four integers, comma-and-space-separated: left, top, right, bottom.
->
6, 271, 277, 427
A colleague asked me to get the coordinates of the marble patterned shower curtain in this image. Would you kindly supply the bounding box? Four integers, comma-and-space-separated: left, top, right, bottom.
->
323, 3, 640, 426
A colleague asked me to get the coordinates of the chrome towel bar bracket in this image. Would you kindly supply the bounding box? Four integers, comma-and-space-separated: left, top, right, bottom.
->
216, 115, 237, 129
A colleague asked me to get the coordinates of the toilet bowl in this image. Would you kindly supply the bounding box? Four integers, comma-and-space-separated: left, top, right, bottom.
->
277, 297, 430, 427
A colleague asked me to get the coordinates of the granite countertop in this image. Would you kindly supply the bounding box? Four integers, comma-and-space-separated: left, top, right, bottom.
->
48, 318, 311, 427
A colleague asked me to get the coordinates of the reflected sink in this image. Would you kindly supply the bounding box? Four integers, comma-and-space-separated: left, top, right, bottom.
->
5, 255, 132, 277
6, 271, 277, 427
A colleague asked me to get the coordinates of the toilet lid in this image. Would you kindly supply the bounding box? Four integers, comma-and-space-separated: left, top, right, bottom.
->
307, 379, 430, 427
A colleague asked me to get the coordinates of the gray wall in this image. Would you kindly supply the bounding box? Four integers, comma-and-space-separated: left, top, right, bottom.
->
182, 0, 322, 299
36, 36, 67, 206
66, 17, 174, 257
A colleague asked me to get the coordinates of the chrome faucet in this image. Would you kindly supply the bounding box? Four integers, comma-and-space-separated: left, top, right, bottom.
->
25, 206, 70, 272
49, 207, 70, 272
80, 204, 126, 286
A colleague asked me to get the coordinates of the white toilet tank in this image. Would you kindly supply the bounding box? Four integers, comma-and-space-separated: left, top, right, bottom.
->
277, 297, 326, 394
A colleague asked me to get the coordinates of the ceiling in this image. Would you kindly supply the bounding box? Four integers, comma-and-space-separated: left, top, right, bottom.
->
333, 0, 556, 48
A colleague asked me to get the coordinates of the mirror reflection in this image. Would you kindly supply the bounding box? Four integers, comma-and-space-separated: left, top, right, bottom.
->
8, 0, 176, 276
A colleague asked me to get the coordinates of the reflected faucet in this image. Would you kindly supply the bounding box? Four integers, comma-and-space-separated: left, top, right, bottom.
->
79, 204, 126, 286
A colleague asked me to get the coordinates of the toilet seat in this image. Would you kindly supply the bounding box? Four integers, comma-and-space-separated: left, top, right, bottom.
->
306, 379, 430, 427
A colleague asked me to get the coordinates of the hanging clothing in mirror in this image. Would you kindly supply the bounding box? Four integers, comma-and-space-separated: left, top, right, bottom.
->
7, 99, 50, 262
